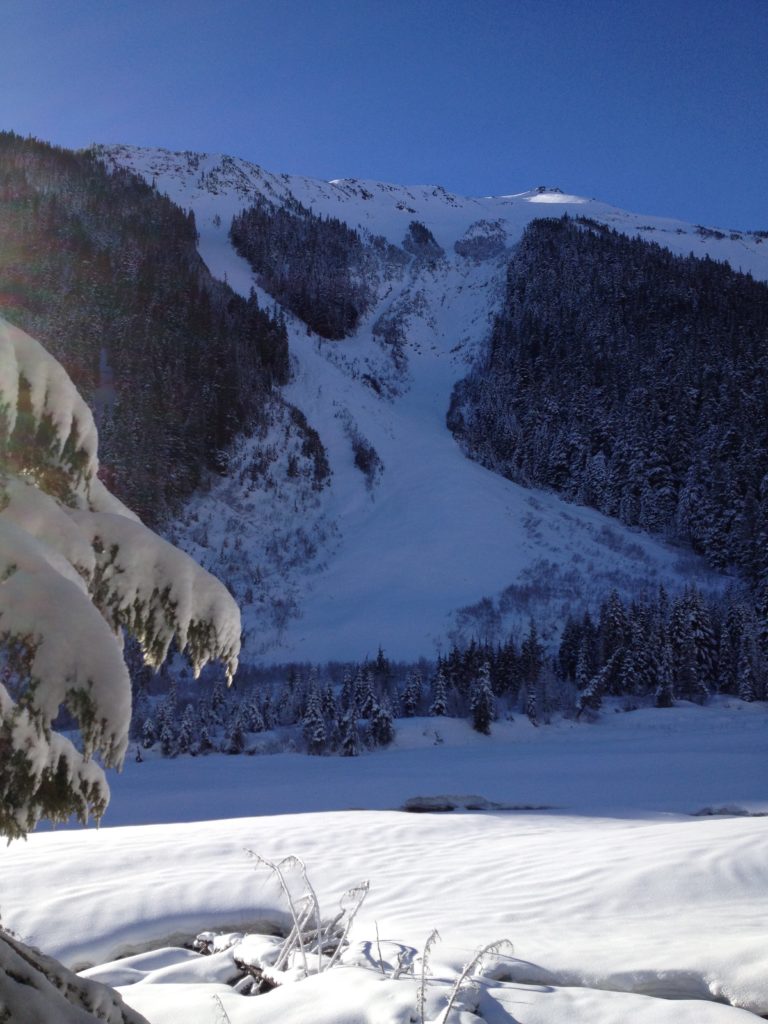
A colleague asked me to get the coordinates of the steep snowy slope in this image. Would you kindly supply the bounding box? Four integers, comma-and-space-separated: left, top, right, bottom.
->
98, 146, 768, 662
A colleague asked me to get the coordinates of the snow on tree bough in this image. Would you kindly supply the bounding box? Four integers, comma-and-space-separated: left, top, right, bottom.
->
0, 317, 240, 839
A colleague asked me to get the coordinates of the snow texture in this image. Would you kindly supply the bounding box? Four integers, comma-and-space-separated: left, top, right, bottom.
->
3, 701, 767, 1023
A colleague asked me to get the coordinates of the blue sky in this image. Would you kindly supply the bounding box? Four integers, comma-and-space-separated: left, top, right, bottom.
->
2, 0, 766, 229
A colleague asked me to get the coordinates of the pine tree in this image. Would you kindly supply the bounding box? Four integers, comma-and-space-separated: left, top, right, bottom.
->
370, 698, 395, 747
654, 641, 675, 707
176, 704, 197, 754
558, 617, 581, 681
340, 670, 356, 713
524, 685, 539, 726
429, 667, 449, 716
322, 684, 337, 722
302, 687, 327, 755
576, 649, 622, 717
401, 672, 422, 717
209, 677, 228, 725
738, 643, 758, 703
355, 669, 376, 719
470, 663, 495, 735
687, 589, 717, 697
621, 617, 659, 696
520, 620, 544, 689
225, 710, 246, 754
599, 591, 629, 686
574, 641, 591, 692
199, 722, 214, 754
141, 716, 157, 749
340, 709, 360, 757
159, 718, 177, 758
243, 697, 265, 733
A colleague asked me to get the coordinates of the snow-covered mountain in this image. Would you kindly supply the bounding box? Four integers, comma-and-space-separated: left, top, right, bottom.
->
98, 145, 768, 663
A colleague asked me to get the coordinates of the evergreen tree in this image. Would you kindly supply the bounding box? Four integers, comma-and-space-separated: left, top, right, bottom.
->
176, 704, 197, 754
340, 670, 356, 713
199, 722, 214, 754
370, 698, 395, 747
576, 650, 621, 717
225, 711, 246, 755
621, 618, 659, 696
340, 709, 360, 757
520, 620, 544, 690
302, 687, 327, 755
429, 668, 449, 716
524, 684, 539, 727
401, 672, 422, 717
738, 643, 758, 703
654, 642, 675, 707
141, 716, 157, 750
574, 642, 591, 692
470, 663, 495, 734
355, 669, 376, 719
159, 718, 177, 758
558, 617, 581, 681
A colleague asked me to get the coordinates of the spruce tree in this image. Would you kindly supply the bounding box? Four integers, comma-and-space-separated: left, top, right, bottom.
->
370, 698, 395, 747
401, 672, 422, 717
654, 642, 675, 708
302, 687, 327, 755
470, 663, 495, 735
176, 704, 197, 754
340, 709, 360, 757
429, 667, 449, 716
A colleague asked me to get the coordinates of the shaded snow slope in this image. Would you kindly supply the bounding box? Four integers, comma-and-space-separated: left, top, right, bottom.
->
99, 146, 766, 662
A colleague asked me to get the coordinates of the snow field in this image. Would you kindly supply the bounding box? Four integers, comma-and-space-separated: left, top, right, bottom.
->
2, 702, 767, 1021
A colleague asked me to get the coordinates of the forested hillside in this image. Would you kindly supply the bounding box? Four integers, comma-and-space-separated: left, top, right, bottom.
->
450, 216, 768, 596
0, 132, 290, 522
230, 194, 401, 339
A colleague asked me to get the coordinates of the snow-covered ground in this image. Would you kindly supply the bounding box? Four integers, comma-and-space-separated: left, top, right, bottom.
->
98, 146, 751, 664
3, 699, 767, 1022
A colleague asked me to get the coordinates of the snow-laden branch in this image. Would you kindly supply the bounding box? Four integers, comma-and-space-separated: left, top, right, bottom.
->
71, 511, 240, 681
0, 318, 98, 503
0, 317, 241, 838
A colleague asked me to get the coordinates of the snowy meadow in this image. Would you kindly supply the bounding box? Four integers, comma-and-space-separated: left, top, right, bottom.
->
3, 700, 767, 1023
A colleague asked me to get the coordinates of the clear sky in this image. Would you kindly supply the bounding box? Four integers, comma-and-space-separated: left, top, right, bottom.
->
2, 0, 766, 229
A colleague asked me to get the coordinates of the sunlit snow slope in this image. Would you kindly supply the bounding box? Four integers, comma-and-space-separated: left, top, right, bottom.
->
99, 146, 768, 662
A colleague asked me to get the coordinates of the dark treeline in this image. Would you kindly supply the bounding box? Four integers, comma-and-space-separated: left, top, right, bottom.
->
449, 217, 768, 604
230, 194, 400, 340
0, 131, 290, 522
131, 586, 766, 759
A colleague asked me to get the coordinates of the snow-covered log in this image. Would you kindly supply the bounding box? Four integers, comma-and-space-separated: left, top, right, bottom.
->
0, 317, 241, 839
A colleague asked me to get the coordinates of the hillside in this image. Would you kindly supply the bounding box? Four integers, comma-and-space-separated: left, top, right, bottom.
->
0, 132, 290, 523
97, 144, 768, 663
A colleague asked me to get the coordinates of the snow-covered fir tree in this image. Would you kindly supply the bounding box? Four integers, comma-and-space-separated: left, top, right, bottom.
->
400, 671, 422, 717
369, 697, 395, 747
340, 708, 360, 757
429, 667, 449, 716
302, 685, 327, 755
470, 662, 495, 735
